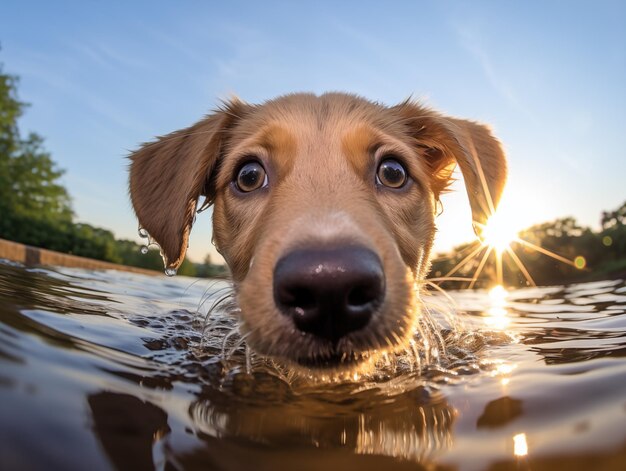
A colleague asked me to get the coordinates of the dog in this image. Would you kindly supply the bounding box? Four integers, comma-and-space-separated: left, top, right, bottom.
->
129, 93, 506, 371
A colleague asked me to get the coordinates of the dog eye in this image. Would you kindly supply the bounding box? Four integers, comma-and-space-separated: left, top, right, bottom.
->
376, 158, 407, 188
236, 161, 268, 192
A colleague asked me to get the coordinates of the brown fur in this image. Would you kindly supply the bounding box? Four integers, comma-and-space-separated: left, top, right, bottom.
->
129, 92, 507, 368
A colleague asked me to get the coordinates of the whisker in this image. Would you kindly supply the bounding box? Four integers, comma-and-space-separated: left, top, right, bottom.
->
198, 284, 233, 313
195, 280, 224, 314
421, 283, 463, 331
220, 328, 241, 359
202, 293, 236, 338
179, 277, 204, 307
422, 281, 458, 309
422, 304, 447, 360
225, 330, 252, 361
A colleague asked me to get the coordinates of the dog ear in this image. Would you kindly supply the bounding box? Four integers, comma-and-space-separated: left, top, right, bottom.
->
394, 102, 507, 233
128, 100, 243, 270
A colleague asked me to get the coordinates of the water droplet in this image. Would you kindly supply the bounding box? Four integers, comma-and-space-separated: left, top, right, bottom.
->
165, 267, 177, 277
138, 226, 149, 238
140, 245, 149, 255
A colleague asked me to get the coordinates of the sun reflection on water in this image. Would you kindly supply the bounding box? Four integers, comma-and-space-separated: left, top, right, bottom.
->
489, 359, 517, 389
494, 362, 515, 376
484, 285, 510, 329
489, 285, 508, 303
513, 432, 528, 457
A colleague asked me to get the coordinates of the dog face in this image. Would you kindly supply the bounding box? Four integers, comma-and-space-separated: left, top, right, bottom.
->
129, 93, 506, 370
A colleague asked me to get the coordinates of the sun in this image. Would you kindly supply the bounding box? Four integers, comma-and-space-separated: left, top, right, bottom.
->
480, 211, 520, 253
475, 191, 528, 254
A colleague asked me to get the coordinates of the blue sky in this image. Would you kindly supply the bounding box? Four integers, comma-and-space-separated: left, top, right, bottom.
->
1, 1, 625, 263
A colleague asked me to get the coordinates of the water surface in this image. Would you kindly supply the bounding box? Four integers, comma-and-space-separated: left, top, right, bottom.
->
1, 260, 625, 470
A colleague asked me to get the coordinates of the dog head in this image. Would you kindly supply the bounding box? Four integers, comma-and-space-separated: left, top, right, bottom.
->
129, 93, 506, 370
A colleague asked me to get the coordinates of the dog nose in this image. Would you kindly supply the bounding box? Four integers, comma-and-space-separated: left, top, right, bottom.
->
273, 246, 385, 343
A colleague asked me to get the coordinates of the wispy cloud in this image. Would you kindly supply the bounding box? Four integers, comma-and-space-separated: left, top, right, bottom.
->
10, 48, 151, 134
454, 24, 534, 120
71, 41, 148, 71
452, 23, 590, 176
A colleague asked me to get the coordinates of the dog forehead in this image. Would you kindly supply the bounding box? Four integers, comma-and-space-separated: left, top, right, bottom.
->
231, 93, 393, 140
225, 93, 409, 174
263, 92, 385, 120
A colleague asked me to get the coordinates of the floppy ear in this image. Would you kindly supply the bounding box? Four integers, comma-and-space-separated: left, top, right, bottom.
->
128, 101, 243, 270
394, 102, 507, 233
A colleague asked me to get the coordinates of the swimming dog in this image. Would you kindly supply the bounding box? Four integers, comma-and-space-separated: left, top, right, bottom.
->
129, 93, 506, 370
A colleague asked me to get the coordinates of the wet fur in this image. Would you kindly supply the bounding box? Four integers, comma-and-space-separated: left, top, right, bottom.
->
129, 93, 506, 370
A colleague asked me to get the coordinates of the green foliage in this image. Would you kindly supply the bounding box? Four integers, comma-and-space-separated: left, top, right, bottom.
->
0, 66, 22, 157
0, 65, 73, 224
194, 254, 229, 278
114, 239, 161, 271
431, 200, 626, 288
0, 60, 221, 277
601, 202, 626, 230
3, 133, 73, 222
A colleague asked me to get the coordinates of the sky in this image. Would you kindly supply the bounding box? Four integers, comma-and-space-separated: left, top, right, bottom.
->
1, 1, 625, 263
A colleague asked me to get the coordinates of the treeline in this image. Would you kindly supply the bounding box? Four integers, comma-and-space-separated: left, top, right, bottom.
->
431, 201, 626, 288
0, 59, 227, 278
0, 212, 227, 277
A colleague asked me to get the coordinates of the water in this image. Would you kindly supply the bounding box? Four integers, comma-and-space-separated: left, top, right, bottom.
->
1, 260, 625, 470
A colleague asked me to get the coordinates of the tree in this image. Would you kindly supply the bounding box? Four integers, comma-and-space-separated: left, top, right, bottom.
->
601, 201, 626, 230
194, 253, 229, 278
0, 63, 73, 229
0, 60, 211, 275
0, 66, 21, 157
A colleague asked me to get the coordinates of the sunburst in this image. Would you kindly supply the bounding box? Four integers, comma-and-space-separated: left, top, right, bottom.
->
438, 210, 584, 291
433, 165, 585, 292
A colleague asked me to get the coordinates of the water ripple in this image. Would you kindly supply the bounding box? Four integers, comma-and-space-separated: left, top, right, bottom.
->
1, 260, 625, 470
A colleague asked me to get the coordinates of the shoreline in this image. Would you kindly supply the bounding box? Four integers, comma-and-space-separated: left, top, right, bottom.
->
0, 238, 160, 276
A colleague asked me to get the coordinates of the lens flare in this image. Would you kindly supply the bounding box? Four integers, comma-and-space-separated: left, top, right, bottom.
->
480, 212, 519, 254
432, 168, 582, 291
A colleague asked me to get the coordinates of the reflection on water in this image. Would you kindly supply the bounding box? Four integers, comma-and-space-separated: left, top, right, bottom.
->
484, 285, 511, 330
0, 260, 625, 470
513, 432, 528, 457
